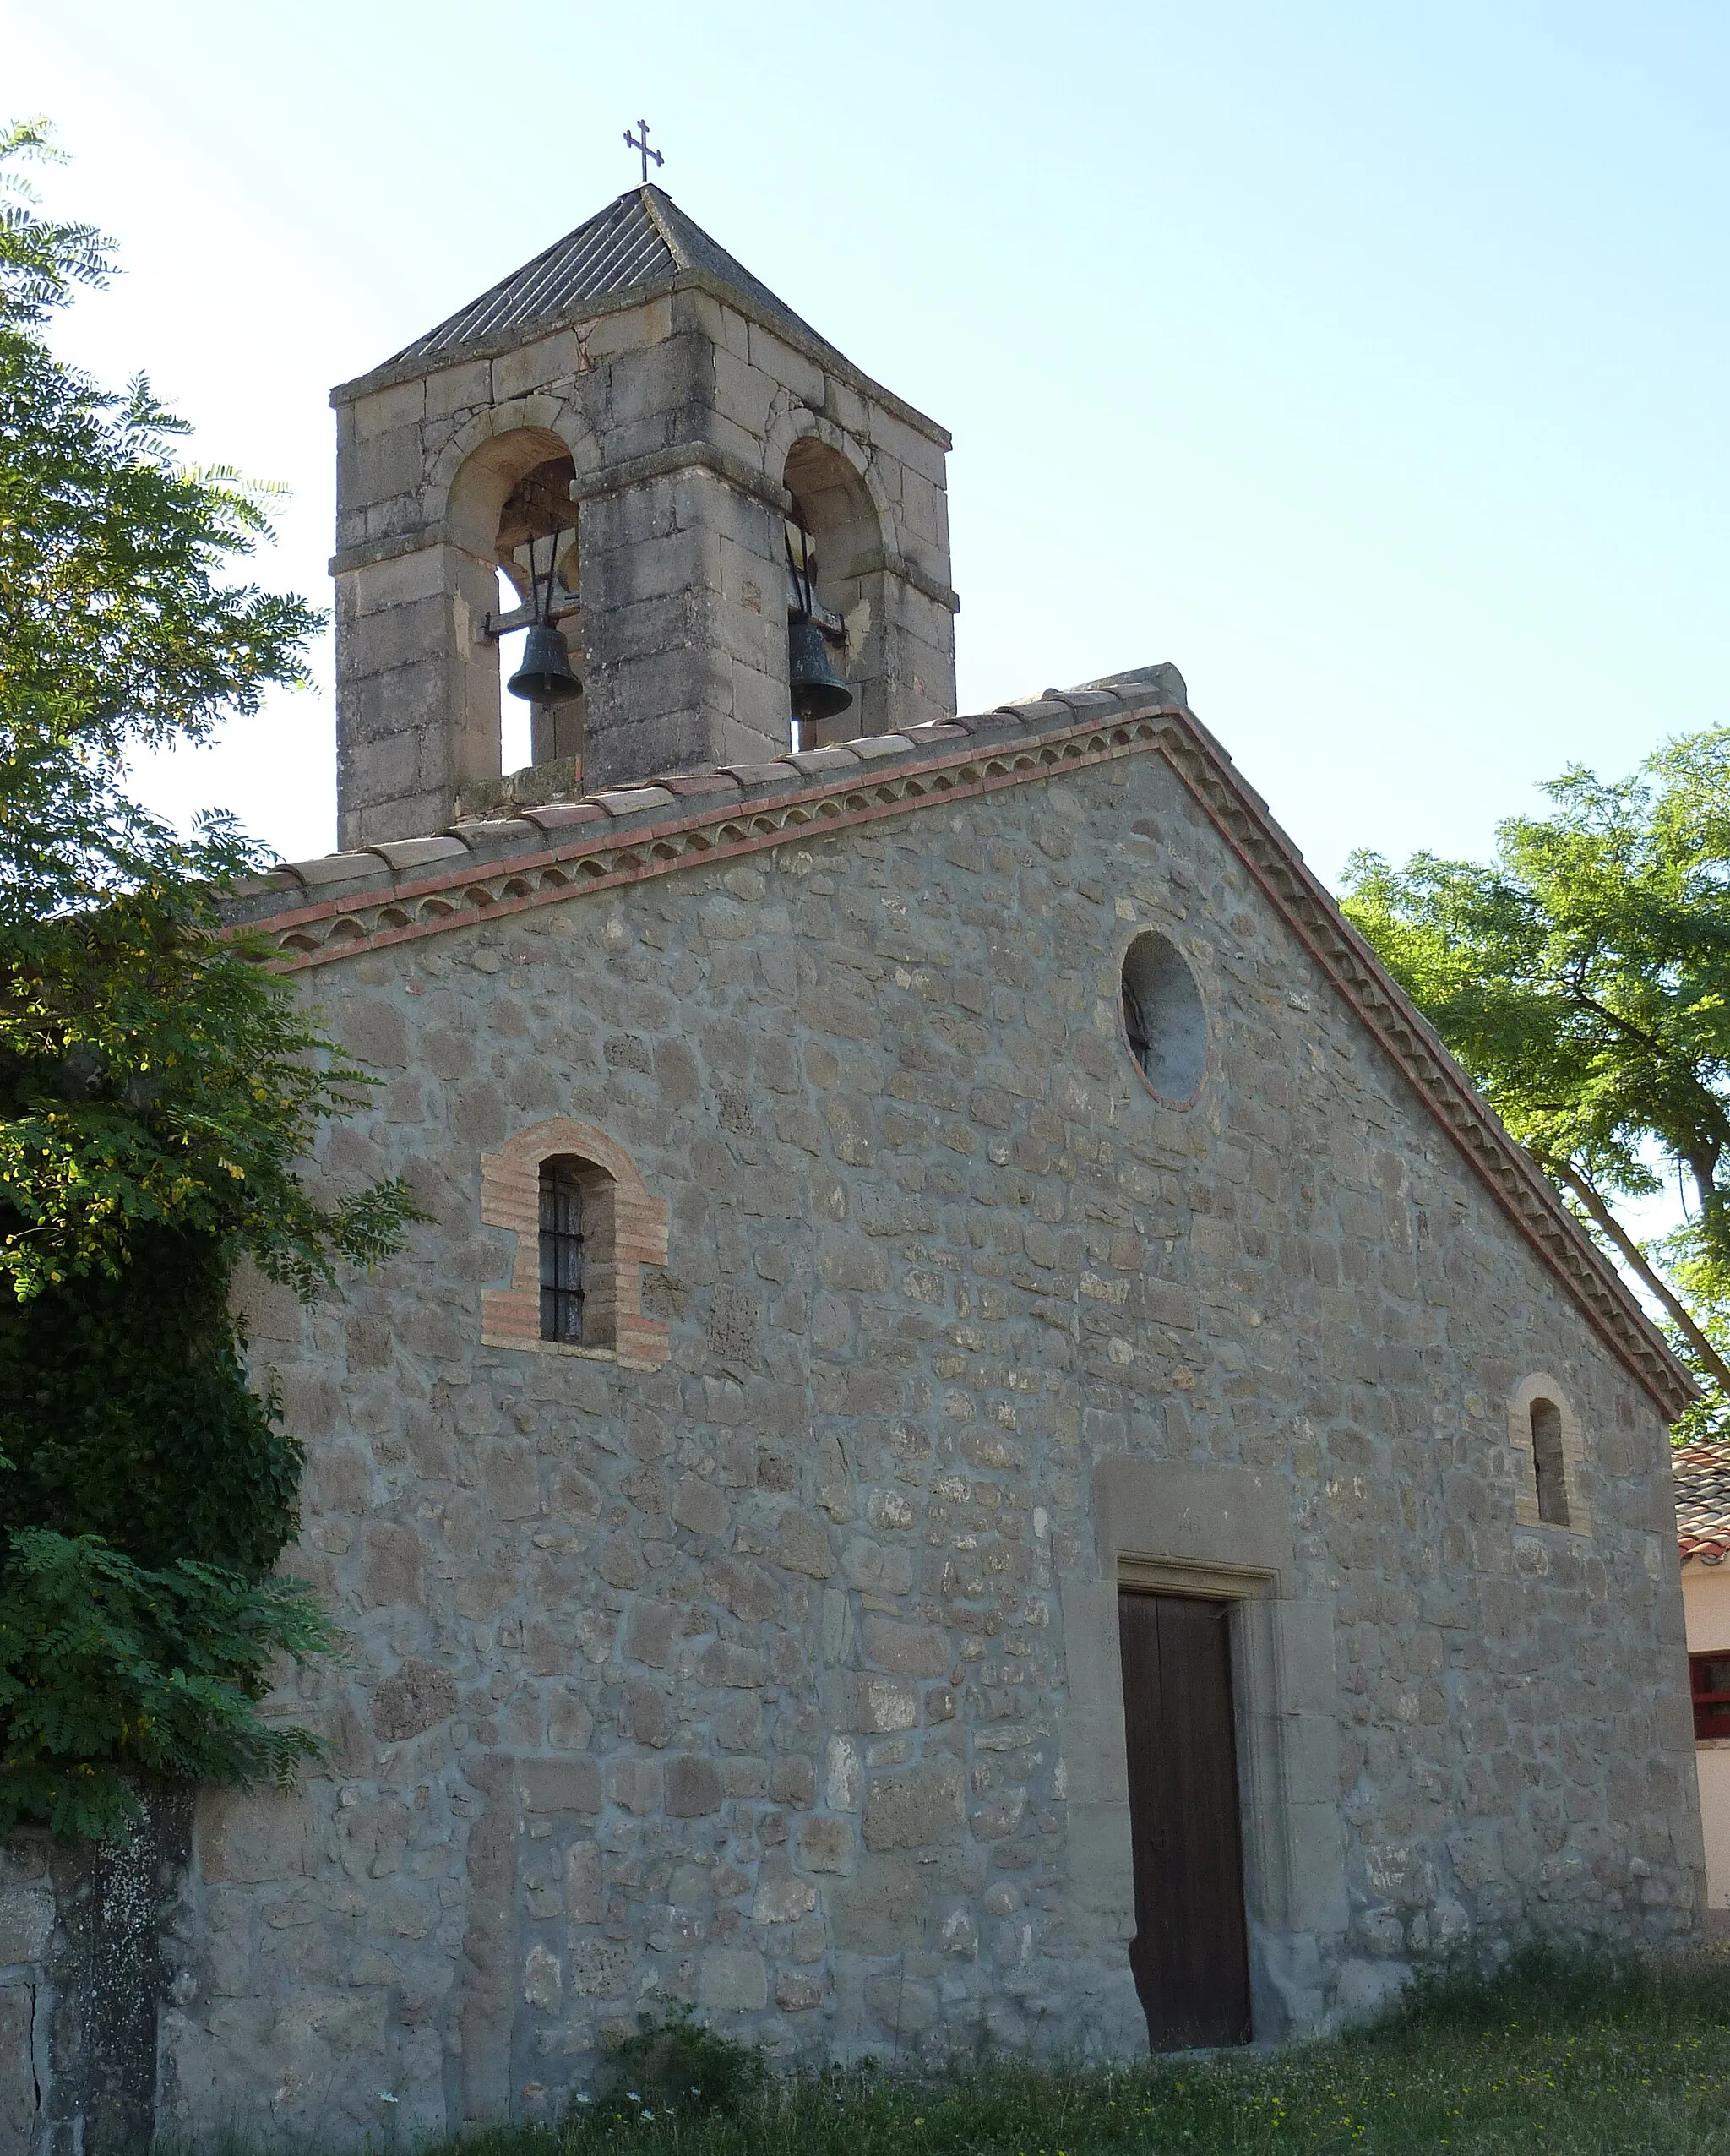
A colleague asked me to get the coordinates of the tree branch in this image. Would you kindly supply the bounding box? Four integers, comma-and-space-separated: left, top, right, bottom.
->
1565, 972, 1669, 1058
1537, 1152, 1730, 1390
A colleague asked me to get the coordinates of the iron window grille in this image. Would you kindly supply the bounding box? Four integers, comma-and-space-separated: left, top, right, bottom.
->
539, 1157, 586, 1343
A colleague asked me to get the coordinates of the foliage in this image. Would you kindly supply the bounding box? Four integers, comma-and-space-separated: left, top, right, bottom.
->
0, 871, 416, 1304
0, 1224, 300, 1568
0, 119, 416, 1304
1341, 730, 1730, 1415
0, 1526, 335, 1841
0, 118, 317, 911
427, 1950, 1730, 2156
593, 2006, 767, 2125
0, 121, 414, 1835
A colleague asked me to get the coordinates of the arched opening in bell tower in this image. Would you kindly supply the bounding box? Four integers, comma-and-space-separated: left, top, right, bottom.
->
783, 438, 880, 750
444, 428, 584, 817
493, 451, 582, 780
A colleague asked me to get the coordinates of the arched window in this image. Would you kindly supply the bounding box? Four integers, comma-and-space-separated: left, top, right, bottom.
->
494, 453, 582, 779
539, 1157, 588, 1343
1120, 931, 1208, 1102
1529, 1396, 1569, 1527
782, 437, 881, 749
1508, 1375, 1589, 1534
440, 425, 586, 819
481, 1118, 670, 1369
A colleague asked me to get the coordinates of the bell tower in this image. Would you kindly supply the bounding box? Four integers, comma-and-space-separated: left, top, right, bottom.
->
329, 187, 959, 847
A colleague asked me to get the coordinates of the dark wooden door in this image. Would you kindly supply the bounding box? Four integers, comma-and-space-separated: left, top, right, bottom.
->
1117, 1589, 1252, 2049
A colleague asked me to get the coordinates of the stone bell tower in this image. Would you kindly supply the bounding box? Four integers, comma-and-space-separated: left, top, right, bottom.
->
329, 186, 959, 847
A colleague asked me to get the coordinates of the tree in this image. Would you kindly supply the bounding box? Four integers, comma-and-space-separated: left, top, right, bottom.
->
0, 121, 416, 1836
1341, 727, 1730, 1427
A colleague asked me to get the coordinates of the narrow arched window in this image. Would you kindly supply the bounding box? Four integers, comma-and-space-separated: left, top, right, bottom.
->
539, 1157, 587, 1343
1530, 1396, 1569, 1527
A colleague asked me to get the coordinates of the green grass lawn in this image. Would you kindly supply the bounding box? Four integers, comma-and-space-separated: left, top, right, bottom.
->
438, 1952, 1730, 2156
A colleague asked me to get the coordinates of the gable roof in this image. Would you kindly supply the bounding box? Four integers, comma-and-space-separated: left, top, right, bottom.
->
1674, 1440, 1730, 1563
366, 186, 846, 384
219, 663, 1695, 1423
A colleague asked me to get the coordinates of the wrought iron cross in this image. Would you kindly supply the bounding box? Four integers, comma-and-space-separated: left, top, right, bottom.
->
624, 119, 664, 185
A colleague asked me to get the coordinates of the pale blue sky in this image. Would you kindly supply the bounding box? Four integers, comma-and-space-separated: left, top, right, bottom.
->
8, 1, 1728, 885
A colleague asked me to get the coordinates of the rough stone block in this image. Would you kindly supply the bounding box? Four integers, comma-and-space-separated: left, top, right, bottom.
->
862, 1617, 949, 1678
672, 1474, 731, 1538
780, 1511, 835, 1579
0, 1891, 52, 1967
830, 1859, 929, 1953
373, 1659, 459, 1744
698, 1946, 768, 2013
666, 1756, 724, 1817
838, 1674, 918, 1734
862, 1758, 966, 1851
197, 1792, 314, 1885
0, 1985, 35, 2156
517, 1760, 602, 1815
797, 1817, 856, 1874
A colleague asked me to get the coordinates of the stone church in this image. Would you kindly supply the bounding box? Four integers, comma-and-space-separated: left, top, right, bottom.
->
0, 183, 1704, 2148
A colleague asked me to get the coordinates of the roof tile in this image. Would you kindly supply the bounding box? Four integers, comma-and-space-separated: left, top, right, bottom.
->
520, 801, 612, 832
368, 836, 470, 871
1674, 1439, 1730, 1565
593, 787, 677, 818
846, 733, 920, 763
288, 851, 389, 888
784, 746, 866, 776
721, 761, 801, 791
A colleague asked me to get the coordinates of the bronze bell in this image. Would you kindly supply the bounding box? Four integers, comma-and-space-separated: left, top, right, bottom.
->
507, 622, 583, 705
788, 617, 852, 724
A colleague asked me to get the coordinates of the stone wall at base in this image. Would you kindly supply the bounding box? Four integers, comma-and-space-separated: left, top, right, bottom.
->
2, 741, 1702, 2148
0, 1799, 192, 2156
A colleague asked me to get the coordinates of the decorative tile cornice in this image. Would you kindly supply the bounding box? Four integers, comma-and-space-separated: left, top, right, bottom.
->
222, 667, 1693, 1419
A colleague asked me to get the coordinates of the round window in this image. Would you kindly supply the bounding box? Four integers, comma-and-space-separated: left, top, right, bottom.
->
1120, 932, 1207, 1101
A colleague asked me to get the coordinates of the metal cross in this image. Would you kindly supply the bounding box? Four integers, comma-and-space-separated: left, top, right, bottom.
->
624, 119, 664, 186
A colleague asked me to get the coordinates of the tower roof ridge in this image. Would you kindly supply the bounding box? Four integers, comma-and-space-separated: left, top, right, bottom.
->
374, 185, 838, 376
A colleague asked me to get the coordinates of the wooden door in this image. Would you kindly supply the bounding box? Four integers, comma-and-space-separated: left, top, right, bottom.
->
1117, 1589, 1252, 2049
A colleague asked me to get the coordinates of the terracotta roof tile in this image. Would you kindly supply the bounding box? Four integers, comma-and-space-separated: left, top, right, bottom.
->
1674, 1440, 1730, 1565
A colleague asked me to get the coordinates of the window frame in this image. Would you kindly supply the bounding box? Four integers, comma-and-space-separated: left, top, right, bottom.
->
479, 1117, 669, 1369
1506, 1374, 1591, 1536
538, 1154, 590, 1345
1691, 1652, 1730, 1742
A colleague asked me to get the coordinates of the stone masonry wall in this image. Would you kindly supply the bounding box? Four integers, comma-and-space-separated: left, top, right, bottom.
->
4, 746, 1698, 2147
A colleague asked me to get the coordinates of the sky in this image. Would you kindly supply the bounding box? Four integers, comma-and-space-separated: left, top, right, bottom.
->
7, 1, 1729, 890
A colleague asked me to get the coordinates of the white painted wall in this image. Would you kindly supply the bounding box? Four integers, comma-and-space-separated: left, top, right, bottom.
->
1682, 1564, 1730, 1908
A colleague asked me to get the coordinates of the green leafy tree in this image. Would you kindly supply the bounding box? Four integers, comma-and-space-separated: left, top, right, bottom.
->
1341, 727, 1730, 1429
0, 120, 416, 1836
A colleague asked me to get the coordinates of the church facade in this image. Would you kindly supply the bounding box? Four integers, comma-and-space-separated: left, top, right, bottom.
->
0, 188, 1703, 2149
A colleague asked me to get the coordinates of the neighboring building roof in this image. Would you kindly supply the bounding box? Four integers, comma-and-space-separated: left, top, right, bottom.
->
344, 187, 879, 413
218, 662, 1695, 1424
1674, 1440, 1730, 1565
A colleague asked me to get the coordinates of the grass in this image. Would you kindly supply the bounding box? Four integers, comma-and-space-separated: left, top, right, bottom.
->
428, 1951, 1730, 2156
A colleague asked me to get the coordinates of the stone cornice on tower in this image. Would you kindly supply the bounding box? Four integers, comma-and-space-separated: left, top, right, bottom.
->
221, 661, 1695, 1422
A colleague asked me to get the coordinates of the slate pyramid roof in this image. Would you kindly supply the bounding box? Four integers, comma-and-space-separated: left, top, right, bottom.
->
382, 186, 841, 374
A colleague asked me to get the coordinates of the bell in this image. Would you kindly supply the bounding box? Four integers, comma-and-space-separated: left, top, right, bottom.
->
507, 622, 583, 705
788, 617, 853, 724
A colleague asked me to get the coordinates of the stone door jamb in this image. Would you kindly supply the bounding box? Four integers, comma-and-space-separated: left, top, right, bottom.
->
1060, 1455, 1347, 2044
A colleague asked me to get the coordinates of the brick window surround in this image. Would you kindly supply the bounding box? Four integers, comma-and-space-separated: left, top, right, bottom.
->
1507, 1372, 1591, 1535
480, 1118, 669, 1369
